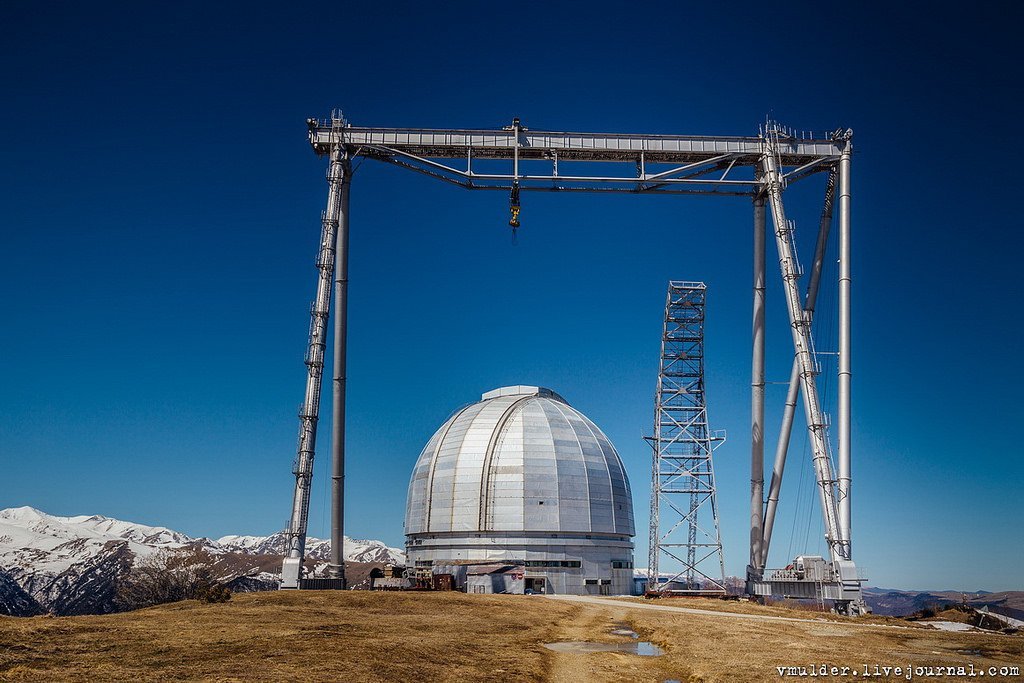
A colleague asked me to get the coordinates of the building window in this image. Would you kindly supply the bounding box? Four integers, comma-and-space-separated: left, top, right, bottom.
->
611, 561, 633, 569
524, 560, 581, 568
600, 579, 611, 585
585, 579, 598, 585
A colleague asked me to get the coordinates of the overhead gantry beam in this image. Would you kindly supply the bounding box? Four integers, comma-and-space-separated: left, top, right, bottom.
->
307, 117, 845, 195
287, 112, 859, 609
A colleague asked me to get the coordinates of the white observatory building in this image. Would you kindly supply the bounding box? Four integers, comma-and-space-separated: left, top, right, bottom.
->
405, 386, 635, 595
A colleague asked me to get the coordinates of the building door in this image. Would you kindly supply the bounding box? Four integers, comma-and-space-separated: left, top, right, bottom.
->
525, 577, 546, 594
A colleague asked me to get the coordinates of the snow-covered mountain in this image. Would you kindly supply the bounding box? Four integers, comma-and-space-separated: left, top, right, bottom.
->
0, 506, 405, 616
216, 532, 403, 564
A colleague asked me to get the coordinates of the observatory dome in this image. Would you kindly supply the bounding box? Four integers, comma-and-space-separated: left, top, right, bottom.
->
404, 385, 635, 595
406, 385, 633, 536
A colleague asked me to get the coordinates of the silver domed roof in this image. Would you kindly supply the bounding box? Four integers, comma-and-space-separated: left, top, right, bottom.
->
406, 386, 634, 537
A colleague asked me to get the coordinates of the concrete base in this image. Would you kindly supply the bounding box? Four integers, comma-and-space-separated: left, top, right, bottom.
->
280, 556, 302, 589
299, 578, 347, 590
745, 556, 868, 616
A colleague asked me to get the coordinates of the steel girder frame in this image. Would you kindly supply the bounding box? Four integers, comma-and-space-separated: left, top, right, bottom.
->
291, 113, 856, 601
307, 118, 842, 196
281, 134, 345, 589
760, 168, 837, 567
647, 282, 726, 594
282, 117, 351, 589
758, 128, 850, 565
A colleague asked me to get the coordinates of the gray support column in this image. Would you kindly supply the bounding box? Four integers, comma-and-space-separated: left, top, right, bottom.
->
837, 137, 853, 550
760, 142, 843, 563
281, 143, 344, 589
761, 360, 799, 566
760, 168, 837, 567
328, 163, 351, 584
750, 187, 766, 570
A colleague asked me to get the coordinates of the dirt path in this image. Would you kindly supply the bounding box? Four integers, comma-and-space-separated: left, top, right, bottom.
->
542, 596, 1023, 682
546, 595, 940, 631
548, 594, 848, 624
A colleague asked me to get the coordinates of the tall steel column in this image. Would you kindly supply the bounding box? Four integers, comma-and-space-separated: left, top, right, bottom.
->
280, 134, 345, 589
837, 135, 853, 548
750, 187, 766, 570
328, 162, 351, 584
760, 133, 845, 563
760, 168, 836, 567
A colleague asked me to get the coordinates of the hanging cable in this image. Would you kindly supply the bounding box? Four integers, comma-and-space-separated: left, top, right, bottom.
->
787, 430, 811, 561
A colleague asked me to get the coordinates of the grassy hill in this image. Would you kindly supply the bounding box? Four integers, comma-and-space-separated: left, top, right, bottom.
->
1, 591, 1021, 682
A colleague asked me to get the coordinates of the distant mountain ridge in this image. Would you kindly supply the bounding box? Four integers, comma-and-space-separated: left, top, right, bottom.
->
4, 507, 1020, 620
861, 586, 1024, 617
0, 506, 404, 617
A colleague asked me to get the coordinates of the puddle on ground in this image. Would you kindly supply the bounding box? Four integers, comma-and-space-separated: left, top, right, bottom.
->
609, 627, 640, 638
634, 642, 663, 656
543, 641, 664, 656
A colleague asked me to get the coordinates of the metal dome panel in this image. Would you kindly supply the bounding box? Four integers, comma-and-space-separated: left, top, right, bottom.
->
405, 387, 634, 537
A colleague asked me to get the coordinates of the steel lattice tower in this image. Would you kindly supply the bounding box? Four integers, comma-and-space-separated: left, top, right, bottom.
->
648, 281, 726, 594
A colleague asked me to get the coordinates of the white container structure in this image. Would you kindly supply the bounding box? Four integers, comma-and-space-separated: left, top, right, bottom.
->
405, 386, 635, 595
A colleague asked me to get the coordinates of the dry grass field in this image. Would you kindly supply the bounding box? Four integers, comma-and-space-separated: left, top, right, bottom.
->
1, 591, 1020, 682
590, 598, 1022, 682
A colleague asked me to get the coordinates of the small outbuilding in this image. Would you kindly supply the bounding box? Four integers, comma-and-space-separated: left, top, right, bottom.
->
465, 564, 525, 594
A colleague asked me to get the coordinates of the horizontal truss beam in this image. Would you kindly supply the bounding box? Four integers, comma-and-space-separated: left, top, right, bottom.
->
309, 121, 844, 196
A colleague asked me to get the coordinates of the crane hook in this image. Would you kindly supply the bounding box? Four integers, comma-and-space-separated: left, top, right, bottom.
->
509, 181, 521, 229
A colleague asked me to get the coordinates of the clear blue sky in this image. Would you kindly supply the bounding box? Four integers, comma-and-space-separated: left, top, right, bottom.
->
2, 2, 1021, 592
